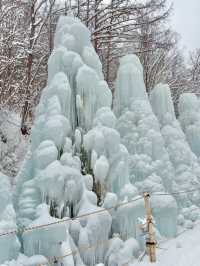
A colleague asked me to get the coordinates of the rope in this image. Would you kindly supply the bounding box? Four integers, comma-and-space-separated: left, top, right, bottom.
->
46, 238, 112, 265
40, 237, 145, 266
0, 196, 143, 238
152, 188, 200, 196
41, 219, 200, 266
1, 188, 200, 238
0, 189, 199, 265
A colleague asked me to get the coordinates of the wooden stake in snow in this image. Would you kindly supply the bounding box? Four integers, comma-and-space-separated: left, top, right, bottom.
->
144, 192, 157, 263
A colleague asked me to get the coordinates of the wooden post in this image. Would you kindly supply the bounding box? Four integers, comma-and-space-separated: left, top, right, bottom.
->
144, 192, 156, 263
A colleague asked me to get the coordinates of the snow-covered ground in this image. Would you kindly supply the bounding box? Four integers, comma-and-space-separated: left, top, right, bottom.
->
133, 222, 200, 266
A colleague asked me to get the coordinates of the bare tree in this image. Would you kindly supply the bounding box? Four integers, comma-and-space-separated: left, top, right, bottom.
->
21, 0, 56, 134
189, 49, 200, 83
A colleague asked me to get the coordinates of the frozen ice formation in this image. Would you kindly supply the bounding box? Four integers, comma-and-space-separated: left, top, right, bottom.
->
0, 172, 20, 264
113, 55, 178, 237
11, 14, 120, 266
114, 54, 147, 117
150, 84, 200, 225
114, 56, 174, 193
178, 93, 200, 158
3, 11, 200, 266
84, 107, 132, 196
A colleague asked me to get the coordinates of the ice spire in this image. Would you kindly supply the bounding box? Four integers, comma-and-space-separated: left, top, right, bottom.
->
151, 84, 200, 228
114, 54, 147, 117
114, 55, 177, 237
178, 93, 200, 158
13, 14, 114, 266
0, 172, 20, 263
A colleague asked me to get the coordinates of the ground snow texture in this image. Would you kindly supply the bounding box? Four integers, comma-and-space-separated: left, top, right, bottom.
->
132, 222, 200, 266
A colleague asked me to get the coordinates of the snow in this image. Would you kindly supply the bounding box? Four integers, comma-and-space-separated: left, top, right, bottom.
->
131, 222, 200, 266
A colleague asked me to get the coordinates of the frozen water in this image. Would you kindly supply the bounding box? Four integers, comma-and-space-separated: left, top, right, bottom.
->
0, 173, 20, 263
178, 93, 200, 158
114, 54, 147, 117
94, 156, 109, 183
22, 204, 68, 257
115, 56, 174, 194
84, 116, 131, 195
150, 83, 176, 123
3, 12, 200, 266
151, 84, 200, 211
10, 14, 114, 266
114, 55, 177, 237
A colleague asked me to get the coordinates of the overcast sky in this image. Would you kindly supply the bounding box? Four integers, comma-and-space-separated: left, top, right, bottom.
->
170, 0, 200, 51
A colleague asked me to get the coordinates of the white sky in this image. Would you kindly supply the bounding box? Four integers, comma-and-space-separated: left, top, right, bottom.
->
170, 0, 200, 51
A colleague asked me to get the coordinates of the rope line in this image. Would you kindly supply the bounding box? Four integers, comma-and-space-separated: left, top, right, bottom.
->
152, 188, 200, 196
46, 238, 112, 265
1, 188, 200, 238
0, 196, 143, 238
40, 237, 144, 266
40, 220, 200, 266
0, 189, 199, 265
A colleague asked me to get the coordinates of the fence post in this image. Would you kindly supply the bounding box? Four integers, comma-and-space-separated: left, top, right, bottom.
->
143, 192, 156, 262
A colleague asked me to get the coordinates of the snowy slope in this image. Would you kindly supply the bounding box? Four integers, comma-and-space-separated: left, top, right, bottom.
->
133, 222, 200, 266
